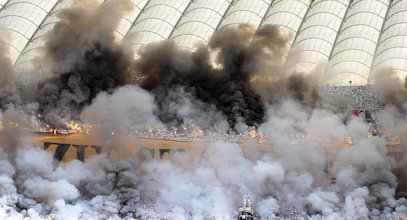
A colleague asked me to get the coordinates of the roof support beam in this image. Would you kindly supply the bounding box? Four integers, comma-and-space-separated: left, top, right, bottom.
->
291, 0, 314, 47
0, 0, 12, 12
13, 0, 62, 66
215, 0, 236, 31
124, 0, 153, 37
257, 0, 275, 29
328, 0, 353, 59
369, 0, 394, 82
169, 0, 194, 39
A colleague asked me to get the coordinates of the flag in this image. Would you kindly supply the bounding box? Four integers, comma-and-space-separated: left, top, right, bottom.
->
364, 110, 372, 119
353, 110, 373, 122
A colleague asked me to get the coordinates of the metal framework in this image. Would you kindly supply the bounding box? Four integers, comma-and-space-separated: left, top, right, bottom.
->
124, 0, 190, 50
370, 0, 407, 81
290, 0, 350, 69
12, 0, 63, 68
324, 0, 389, 85
1, 0, 406, 85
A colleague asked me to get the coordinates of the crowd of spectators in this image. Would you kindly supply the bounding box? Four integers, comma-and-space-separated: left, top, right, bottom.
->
320, 85, 385, 136
320, 85, 383, 113
47, 85, 400, 143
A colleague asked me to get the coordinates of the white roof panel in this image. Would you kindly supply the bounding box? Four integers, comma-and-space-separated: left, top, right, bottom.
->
290, 0, 349, 72
262, 0, 311, 45
324, 0, 388, 85
124, 0, 190, 51
0, 0, 58, 63
371, 0, 407, 81
170, 0, 230, 49
0, 0, 8, 8
13, 0, 67, 68
217, 0, 271, 30
111, 0, 150, 39
3, 0, 405, 85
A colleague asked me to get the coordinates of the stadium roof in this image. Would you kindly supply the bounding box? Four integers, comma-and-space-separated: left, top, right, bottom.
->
0, 0, 406, 85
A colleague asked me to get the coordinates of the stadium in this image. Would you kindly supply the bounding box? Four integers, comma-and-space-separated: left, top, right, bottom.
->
0, 0, 406, 219
1, 0, 407, 84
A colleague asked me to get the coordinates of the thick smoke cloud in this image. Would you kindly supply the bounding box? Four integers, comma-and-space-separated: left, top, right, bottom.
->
371, 68, 407, 109
0, 32, 14, 87
249, 30, 323, 108
0, 32, 22, 111
369, 69, 407, 194
1, 103, 407, 219
137, 24, 308, 129
19, 1, 323, 131
0, 0, 406, 219
80, 85, 164, 136
135, 23, 322, 130
0, 110, 144, 219
33, 0, 134, 128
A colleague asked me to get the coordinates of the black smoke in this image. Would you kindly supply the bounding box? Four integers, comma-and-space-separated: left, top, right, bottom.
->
32, 0, 134, 128
137, 24, 294, 128
286, 73, 321, 108
4, 0, 320, 130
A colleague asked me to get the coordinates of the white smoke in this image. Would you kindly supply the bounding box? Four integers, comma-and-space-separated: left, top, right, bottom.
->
0, 4, 406, 217
1, 97, 407, 219
80, 85, 165, 136
154, 87, 230, 134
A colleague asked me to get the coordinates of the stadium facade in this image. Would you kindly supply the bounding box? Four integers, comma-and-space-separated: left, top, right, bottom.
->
0, 0, 406, 86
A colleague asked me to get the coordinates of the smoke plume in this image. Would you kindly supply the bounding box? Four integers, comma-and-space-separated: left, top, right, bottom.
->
80, 85, 165, 136
0, 31, 22, 111
137, 24, 297, 129
135, 23, 322, 130
0, 32, 14, 87
371, 68, 407, 110
28, 5, 324, 131
0, 0, 406, 219
33, 0, 134, 128
1, 101, 407, 219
